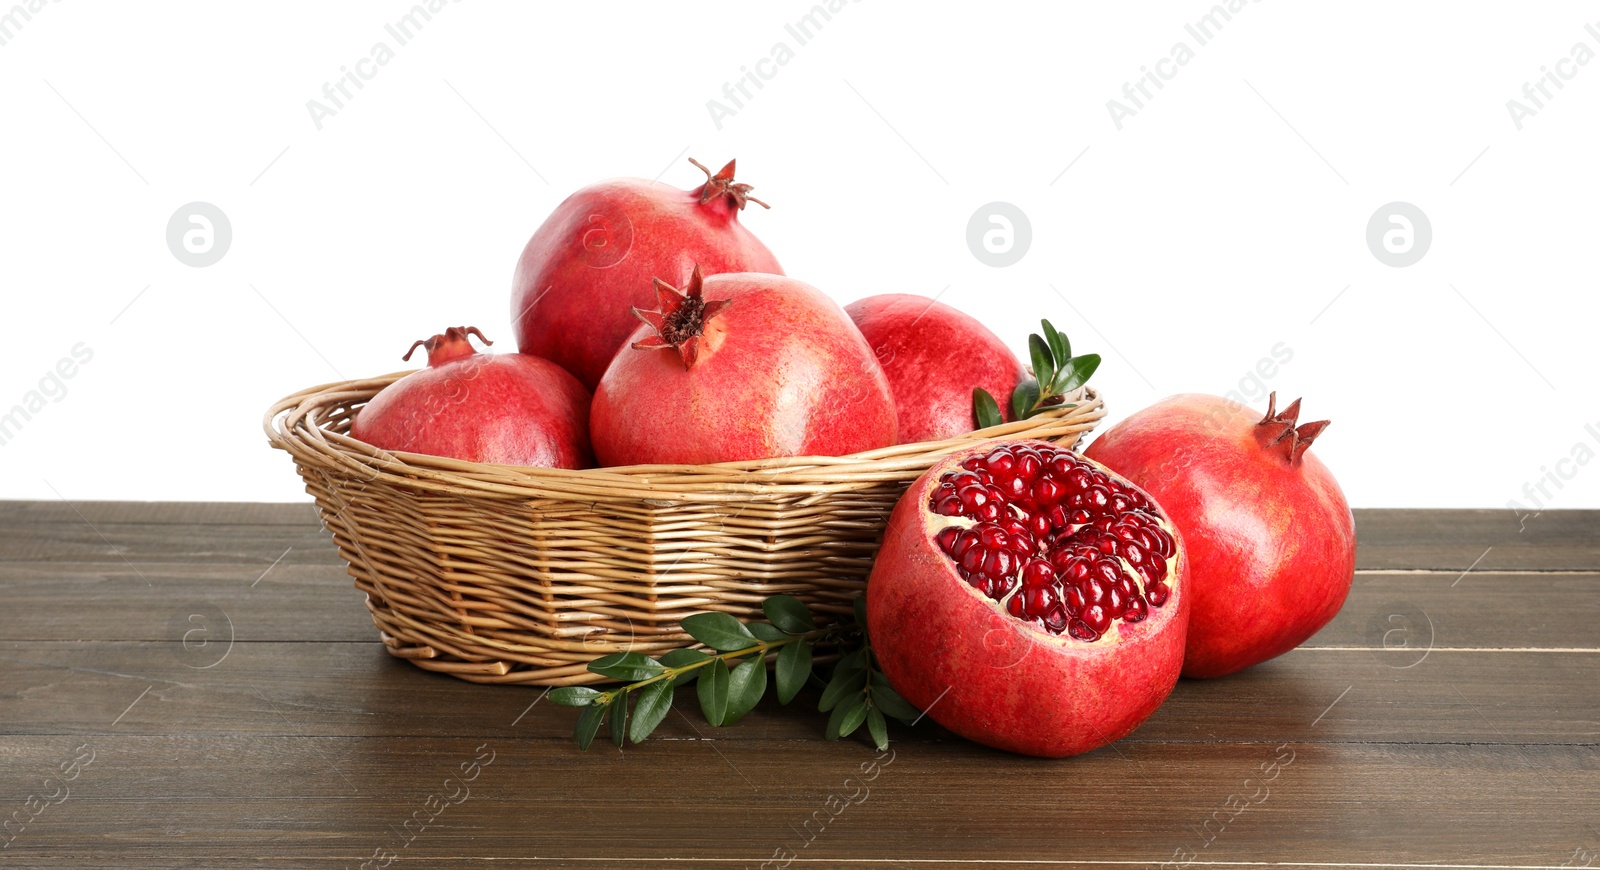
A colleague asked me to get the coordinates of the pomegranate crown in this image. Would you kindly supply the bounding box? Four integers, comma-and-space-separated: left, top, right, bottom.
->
688, 157, 769, 210
630, 265, 729, 370
403, 325, 491, 367
1255, 392, 1330, 465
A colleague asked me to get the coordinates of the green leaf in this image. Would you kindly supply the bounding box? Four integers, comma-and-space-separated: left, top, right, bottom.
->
680, 612, 759, 652
775, 639, 812, 705
575, 702, 605, 750
747, 621, 787, 643
763, 595, 816, 635
973, 388, 1003, 430
1028, 334, 1054, 389
837, 646, 868, 674
825, 693, 869, 740
611, 692, 628, 748
588, 651, 665, 682
1041, 318, 1069, 363
1051, 353, 1101, 395
867, 706, 889, 751
549, 686, 604, 707
1011, 379, 1042, 421
853, 596, 868, 629
819, 666, 868, 713
838, 695, 869, 738
868, 672, 922, 723
723, 659, 768, 725
629, 680, 673, 744
660, 648, 712, 687
697, 658, 731, 725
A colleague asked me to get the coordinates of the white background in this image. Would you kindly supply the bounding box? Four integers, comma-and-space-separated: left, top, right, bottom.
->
1, 0, 1595, 509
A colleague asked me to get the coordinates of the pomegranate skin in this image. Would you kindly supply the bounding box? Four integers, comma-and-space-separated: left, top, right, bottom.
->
1084, 394, 1355, 679
590, 272, 897, 466
866, 442, 1188, 758
845, 294, 1025, 444
352, 330, 592, 469
511, 162, 782, 391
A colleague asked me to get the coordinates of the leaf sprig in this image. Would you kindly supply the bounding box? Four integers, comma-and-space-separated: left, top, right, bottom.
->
550, 596, 919, 751
974, 319, 1101, 429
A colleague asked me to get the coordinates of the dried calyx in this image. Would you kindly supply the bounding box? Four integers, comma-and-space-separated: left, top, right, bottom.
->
930, 442, 1176, 643
404, 326, 491, 367
1254, 392, 1330, 465
629, 266, 730, 369
689, 157, 769, 210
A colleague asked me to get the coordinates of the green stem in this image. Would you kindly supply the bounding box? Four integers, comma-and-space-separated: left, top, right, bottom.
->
596, 627, 836, 705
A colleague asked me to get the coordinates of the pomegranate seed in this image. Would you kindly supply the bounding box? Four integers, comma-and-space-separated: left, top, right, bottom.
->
961, 547, 985, 574
935, 496, 964, 516
936, 526, 961, 555
1122, 597, 1148, 622
1110, 493, 1131, 513
1068, 619, 1098, 641
984, 549, 1014, 578
978, 525, 1007, 550
1006, 592, 1025, 618
1064, 586, 1085, 613
1146, 582, 1169, 606
1043, 606, 1068, 634
1083, 604, 1111, 634
985, 448, 1017, 475
1024, 585, 1058, 618
1022, 559, 1055, 587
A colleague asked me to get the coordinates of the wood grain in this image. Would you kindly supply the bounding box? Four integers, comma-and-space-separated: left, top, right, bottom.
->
0, 503, 1595, 868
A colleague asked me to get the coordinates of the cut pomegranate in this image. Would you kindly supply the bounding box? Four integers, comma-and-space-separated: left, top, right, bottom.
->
867, 440, 1188, 758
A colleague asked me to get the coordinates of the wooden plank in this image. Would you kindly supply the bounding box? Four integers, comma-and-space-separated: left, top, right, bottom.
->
0, 641, 1594, 745
0, 500, 319, 526
5, 559, 1594, 649
0, 563, 372, 642
0, 523, 342, 565
3, 508, 1597, 571
1354, 508, 1600, 571
1306, 571, 1600, 650
0, 736, 1593, 866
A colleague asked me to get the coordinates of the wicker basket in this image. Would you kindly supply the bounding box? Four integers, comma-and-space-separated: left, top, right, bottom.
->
264, 373, 1105, 686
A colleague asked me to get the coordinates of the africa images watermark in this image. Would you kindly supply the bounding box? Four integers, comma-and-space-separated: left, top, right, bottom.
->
0, 0, 63, 49
0, 343, 94, 449
705, 0, 864, 130
1505, 20, 1600, 130
1106, 0, 1265, 130
1506, 418, 1600, 531
305, 0, 465, 131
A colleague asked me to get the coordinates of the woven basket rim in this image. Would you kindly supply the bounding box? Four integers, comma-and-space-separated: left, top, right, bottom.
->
264, 371, 1105, 501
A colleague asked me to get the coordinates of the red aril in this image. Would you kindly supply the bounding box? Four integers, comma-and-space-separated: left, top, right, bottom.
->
845, 294, 1025, 443
1084, 393, 1355, 678
589, 267, 897, 466
511, 158, 782, 390
867, 440, 1188, 757
351, 327, 592, 469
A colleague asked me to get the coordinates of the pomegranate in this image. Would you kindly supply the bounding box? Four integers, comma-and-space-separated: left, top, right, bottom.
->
351, 326, 593, 469
511, 158, 783, 390
866, 440, 1188, 757
590, 267, 897, 466
1084, 393, 1354, 679
845, 294, 1026, 443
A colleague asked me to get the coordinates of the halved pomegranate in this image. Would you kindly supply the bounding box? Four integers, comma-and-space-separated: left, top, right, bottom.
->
867, 440, 1188, 757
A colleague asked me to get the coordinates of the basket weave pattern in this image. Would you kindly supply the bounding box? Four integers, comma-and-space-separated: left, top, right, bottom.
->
266, 373, 1105, 685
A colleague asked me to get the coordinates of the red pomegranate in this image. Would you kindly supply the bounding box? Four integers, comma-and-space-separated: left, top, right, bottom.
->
511, 158, 783, 390
845, 294, 1025, 443
351, 327, 592, 469
590, 267, 897, 466
1084, 393, 1355, 678
867, 440, 1188, 757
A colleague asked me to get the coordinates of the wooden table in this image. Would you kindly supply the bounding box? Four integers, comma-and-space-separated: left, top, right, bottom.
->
2, 503, 1596, 868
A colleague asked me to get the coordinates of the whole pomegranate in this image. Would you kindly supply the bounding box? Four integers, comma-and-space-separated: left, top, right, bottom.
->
845, 294, 1025, 443
511, 158, 783, 390
867, 440, 1188, 758
351, 327, 593, 469
1084, 393, 1354, 679
590, 267, 897, 466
